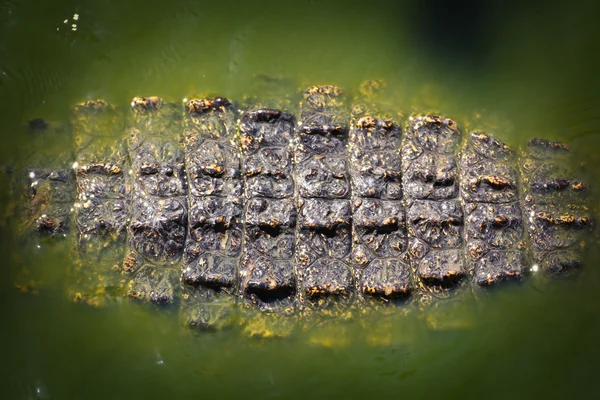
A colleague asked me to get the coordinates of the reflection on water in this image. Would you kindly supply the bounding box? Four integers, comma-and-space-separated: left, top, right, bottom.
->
1, 0, 600, 398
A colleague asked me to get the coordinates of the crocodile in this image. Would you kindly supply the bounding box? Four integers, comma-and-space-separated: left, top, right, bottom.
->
16, 81, 594, 329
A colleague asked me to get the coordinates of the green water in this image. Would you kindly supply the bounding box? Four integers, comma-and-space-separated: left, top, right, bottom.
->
2, 0, 600, 398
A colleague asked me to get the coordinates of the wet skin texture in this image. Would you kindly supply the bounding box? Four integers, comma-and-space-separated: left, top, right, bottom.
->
20, 86, 593, 322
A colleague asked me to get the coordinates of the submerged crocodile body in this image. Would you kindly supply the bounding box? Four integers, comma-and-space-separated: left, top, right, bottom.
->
19, 82, 593, 328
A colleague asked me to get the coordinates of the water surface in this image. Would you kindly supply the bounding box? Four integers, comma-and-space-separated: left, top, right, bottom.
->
1, 0, 600, 398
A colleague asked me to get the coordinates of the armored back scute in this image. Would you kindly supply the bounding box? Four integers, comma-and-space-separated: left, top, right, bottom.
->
125, 97, 186, 305
348, 82, 410, 302
460, 132, 526, 286
239, 108, 297, 312
295, 86, 354, 308
180, 97, 241, 329
350, 116, 409, 300
402, 116, 467, 300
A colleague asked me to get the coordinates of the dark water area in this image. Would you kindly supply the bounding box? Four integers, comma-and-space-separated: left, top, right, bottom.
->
1, 0, 600, 398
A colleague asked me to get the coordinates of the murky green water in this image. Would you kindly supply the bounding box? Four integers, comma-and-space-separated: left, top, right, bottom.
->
2, 0, 600, 398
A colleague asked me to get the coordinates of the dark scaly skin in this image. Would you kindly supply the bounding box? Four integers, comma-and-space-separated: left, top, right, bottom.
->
125, 97, 186, 305
237, 87, 302, 337
181, 97, 241, 330
460, 132, 526, 287
239, 108, 297, 313
295, 86, 354, 310
349, 82, 410, 302
14, 84, 595, 331
402, 115, 467, 302
69, 100, 129, 306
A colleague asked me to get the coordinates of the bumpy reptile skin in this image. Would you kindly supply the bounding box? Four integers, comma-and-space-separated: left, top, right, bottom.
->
19, 84, 593, 327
